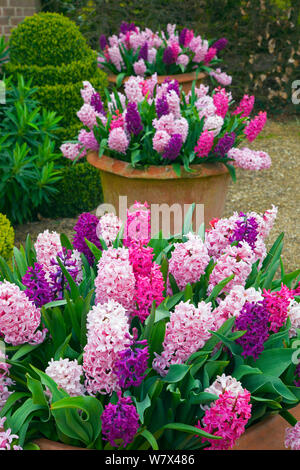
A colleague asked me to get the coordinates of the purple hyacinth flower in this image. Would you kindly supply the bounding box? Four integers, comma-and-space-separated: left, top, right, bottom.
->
125, 102, 143, 136
91, 92, 106, 116
99, 34, 107, 50
163, 46, 176, 65
101, 394, 139, 448
138, 41, 148, 61
212, 38, 228, 53
50, 248, 79, 300
22, 263, 54, 307
120, 22, 136, 34
162, 134, 182, 160
214, 132, 235, 158
179, 28, 188, 46
163, 77, 180, 96
115, 340, 149, 389
235, 301, 270, 360
230, 212, 258, 250
156, 94, 169, 118
294, 363, 300, 387
73, 212, 102, 265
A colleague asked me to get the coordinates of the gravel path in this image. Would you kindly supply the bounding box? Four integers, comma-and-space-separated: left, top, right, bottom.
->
14, 119, 299, 272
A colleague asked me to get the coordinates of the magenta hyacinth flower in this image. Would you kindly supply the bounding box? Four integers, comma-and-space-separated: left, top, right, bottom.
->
125, 102, 143, 136
73, 212, 102, 265
163, 78, 180, 96
156, 95, 169, 118
294, 363, 300, 387
50, 248, 79, 299
90, 92, 106, 115
138, 42, 148, 61
179, 28, 194, 47
163, 46, 176, 65
194, 130, 214, 158
114, 339, 149, 389
198, 389, 251, 450
99, 34, 107, 50
214, 132, 235, 157
101, 394, 139, 448
212, 38, 228, 52
162, 134, 182, 160
22, 263, 54, 308
120, 22, 136, 34
230, 212, 258, 249
235, 301, 270, 360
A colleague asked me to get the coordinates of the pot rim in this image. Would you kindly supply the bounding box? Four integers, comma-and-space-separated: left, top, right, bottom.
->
87, 152, 229, 180
107, 70, 206, 85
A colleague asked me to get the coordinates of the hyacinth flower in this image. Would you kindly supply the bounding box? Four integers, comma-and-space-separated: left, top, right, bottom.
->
285, 422, 300, 450
197, 375, 252, 450
235, 301, 270, 359
22, 263, 54, 307
45, 358, 85, 397
83, 300, 132, 395
50, 248, 80, 300
62, 73, 271, 180
125, 102, 143, 136
0, 417, 22, 450
73, 212, 102, 265
101, 393, 139, 448
114, 331, 149, 389
0, 351, 14, 412
0, 281, 46, 346
96, 24, 228, 80
294, 363, 300, 387
229, 212, 258, 249
94, 217, 164, 322
90, 92, 106, 115
123, 201, 151, 248
262, 284, 295, 332
0, 203, 299, 450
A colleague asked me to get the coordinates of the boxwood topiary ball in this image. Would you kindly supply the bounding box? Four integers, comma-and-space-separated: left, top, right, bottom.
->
0, 213, 14, 261
9, 12, 93, 67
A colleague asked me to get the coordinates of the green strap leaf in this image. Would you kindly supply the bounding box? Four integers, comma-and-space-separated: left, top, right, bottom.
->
206, 274, 234, 303
162, 422, 221, 440
139, 429, 159, 450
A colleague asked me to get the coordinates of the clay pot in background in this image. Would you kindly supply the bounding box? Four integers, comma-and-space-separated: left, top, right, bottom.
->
107, 71, 206, 95
87, 152, 230, 233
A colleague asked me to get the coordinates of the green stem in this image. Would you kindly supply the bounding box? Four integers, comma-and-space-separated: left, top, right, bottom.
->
280, 409, 298, 427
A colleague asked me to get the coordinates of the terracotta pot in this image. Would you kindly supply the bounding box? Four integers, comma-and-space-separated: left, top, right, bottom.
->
87, 152, 230, 233
33, 438, 87, 451
232, 404, 300, 450
107, 71, 206, 95
33, 404, 300, 450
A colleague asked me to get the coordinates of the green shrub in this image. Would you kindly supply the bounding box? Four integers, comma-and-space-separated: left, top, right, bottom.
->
0, 213, 14, 261
6, 12, 108, 129
4, 52, 100, 86
55, 123, 83, 146
9, 12, 92, 67
5, 12, 108, 217
41, 162, 103, 218
0, 76, 62, 224
0, 35, 9, 69
34, 72, 107, 128
0, 75, 62, 148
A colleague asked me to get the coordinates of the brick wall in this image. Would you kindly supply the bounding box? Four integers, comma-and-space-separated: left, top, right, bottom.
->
0, 0, 41, 38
